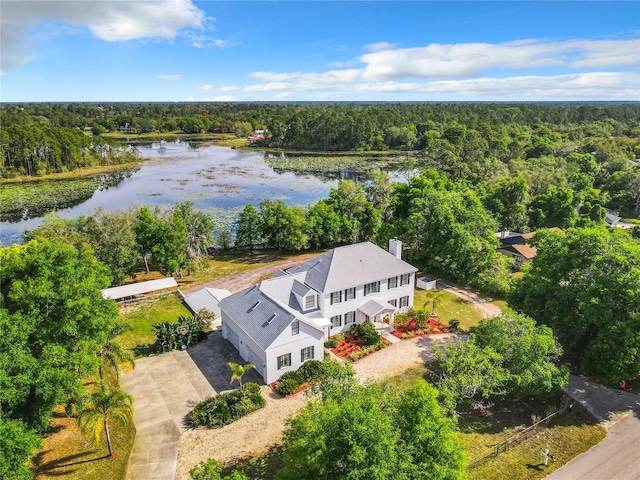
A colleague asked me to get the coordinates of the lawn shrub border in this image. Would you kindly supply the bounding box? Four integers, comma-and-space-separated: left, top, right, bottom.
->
187, 382, 265, 428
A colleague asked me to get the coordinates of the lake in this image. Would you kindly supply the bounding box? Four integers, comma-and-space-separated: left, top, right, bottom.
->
0, 141, 404, 245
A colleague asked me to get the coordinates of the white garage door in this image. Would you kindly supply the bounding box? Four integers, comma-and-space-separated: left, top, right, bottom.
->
247, 348, 263, 376
227, 326, 239, 350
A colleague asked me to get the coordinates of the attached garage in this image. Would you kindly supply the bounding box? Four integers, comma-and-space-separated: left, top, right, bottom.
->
226, 325, 240, 350
246, 348, 264, 376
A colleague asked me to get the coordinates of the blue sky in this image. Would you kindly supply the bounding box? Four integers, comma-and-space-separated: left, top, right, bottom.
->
1, 1, 639, 102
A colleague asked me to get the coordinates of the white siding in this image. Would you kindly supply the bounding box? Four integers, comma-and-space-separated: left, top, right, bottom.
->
264, 320, 324, 384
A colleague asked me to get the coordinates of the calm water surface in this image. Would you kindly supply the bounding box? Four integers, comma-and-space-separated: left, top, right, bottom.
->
1, 141, 395, 245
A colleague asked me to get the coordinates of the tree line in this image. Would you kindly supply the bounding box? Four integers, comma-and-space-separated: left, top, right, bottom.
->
0, 124, 138, 178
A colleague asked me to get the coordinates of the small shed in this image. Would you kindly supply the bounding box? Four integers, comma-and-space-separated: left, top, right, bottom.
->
416, 277, 437, 290
184, 287, 232, 319
101, 278, 178, 301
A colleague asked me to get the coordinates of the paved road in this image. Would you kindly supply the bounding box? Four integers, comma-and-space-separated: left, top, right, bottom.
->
545, 376, 640, 480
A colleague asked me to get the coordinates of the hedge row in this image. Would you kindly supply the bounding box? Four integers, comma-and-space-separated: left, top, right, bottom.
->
274, 360, 326, 395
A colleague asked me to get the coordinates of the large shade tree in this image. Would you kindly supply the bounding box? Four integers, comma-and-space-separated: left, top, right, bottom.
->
509, 227, 640, 383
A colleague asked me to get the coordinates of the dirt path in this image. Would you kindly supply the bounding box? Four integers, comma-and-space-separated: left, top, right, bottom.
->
174, 334, 456, 479
438, 282, 503, 319
182, 255, 317, 296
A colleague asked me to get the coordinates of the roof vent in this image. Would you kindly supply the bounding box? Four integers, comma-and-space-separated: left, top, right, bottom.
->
250, 300, 261, 311
267, 314, 277, 324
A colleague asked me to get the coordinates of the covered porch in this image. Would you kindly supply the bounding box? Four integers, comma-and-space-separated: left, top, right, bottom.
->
358, 298, 397, 332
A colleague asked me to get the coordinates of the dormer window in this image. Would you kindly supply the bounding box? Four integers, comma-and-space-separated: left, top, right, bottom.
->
305, 294, 316, 309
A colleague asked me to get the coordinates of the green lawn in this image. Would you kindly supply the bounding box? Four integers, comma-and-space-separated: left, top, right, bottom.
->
413, 289, 485, 330
33, 405, 135, 480
115, 294, 192, 355
464, 399, 605, 480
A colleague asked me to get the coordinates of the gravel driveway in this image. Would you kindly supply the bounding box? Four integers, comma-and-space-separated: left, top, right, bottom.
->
174, 333, 457, 479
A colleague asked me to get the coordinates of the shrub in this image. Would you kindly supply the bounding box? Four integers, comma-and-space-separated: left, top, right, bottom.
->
449, 318, 460, 331
298, 360, 326, 381
187, 382, 265, 428
324, 338, 339, 348
153, 315, 204, 353
275, 378, 302, 395
347, 322, 380, 346
279, 370, 304, 384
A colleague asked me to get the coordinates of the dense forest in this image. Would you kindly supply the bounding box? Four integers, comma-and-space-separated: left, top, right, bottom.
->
1, 102, 639, 478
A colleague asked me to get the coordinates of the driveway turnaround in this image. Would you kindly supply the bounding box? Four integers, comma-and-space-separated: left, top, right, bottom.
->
545, 376, 640, 480
121, 331, 261, 480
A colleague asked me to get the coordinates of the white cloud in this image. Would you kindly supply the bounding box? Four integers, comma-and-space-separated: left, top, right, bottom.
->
157, 74, 181, 81
363, 41, 398, 52
212, 95, 235, 101
220, 86, 241, 91
359, 38, 640, 81
242, 37, 640, 99
1, 0, 208, 74
196, 84, 216, 91
183, 32, 239, 48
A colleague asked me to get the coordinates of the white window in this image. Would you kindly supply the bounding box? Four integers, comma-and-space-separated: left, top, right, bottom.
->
301, 346, 314, 362
389, 299, 397, 307
305, 294, 316, 309
331, 315, 342, 328
344, 311, 356, 324
364, 281, 380, 296
330, 291, 342, 305
277, 353, 291, 370
400, 296, 410, 308
291, 320, 299, 335
400, 273, 411, 286
344, 287, 356, 301
388, 276, 398, 289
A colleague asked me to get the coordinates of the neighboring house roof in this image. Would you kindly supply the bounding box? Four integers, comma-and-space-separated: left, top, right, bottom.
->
101, 278, 178, 300
285, 242, 417, 293
499, 244, 538, 260
184, 287, 231, 317
605, 209, 621, 226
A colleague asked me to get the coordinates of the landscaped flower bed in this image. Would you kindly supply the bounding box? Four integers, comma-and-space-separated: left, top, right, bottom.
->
271, 360, 326, 396
329, 335, 391, 361
326, 322, 391, 361
391, 316, 450, 339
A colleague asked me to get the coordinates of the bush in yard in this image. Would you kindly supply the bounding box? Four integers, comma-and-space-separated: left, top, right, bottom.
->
324, 338, 338, 348
449, 318, 460, 331
275, 378, 302, 395
153, 315, 204, 353
347, 321, 380, 346
187, 382, 265, 428
298, 360, 326, 382
190, 458, 247, 480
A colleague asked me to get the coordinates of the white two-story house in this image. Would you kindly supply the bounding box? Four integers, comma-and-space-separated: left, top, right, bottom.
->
218, 240, 417, 384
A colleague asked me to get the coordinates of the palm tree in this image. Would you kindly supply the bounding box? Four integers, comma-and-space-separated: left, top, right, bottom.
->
97, 339, 135, 386
228, 362, 255, 387
425, 292, 443, 317
78, 381, 134, 457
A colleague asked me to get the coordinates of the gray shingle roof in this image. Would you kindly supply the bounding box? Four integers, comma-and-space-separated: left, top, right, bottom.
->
285, 242, 417, 293
218, 284, 297, 350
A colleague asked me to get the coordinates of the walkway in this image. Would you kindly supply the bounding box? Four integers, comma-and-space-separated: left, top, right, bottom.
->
545, 376, 640, 480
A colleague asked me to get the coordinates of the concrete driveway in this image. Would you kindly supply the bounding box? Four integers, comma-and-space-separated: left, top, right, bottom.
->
545, 376, 640, 480
121, 329, 262, 480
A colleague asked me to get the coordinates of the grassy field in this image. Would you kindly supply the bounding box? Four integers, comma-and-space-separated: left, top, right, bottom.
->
115, 294, 192, 355
33, 403, 135, 480
413, 289, 485, 330
463, 398, 605, 480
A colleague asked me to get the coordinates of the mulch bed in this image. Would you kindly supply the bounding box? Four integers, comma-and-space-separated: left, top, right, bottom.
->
330, 336, 391, 362
391, 317, 450, 339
